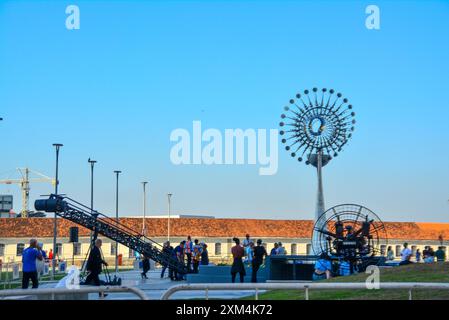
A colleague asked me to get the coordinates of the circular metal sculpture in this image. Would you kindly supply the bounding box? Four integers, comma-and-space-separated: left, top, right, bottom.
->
312, 204, 388, 272
279, 88, 356, 254
279, 88, 355, 162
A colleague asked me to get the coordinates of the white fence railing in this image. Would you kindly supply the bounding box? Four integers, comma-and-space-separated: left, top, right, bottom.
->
160, 282, 449, 300
0, 286, 149, 300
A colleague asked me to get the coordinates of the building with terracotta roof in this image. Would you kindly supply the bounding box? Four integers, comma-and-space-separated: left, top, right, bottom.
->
0, 217, 448, 265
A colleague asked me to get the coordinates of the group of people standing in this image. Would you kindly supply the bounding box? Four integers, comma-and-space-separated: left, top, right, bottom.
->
158, 236, 210, 281
241, 234, 286, 265
231, 236, 268, 283
386, 243, 447, 265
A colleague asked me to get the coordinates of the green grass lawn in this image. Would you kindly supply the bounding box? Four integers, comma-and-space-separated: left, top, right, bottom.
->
244, 263, 449, 300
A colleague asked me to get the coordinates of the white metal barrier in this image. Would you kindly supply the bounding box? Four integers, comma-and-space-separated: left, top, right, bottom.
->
0, 286, 149, 300
160, 282, 449, 300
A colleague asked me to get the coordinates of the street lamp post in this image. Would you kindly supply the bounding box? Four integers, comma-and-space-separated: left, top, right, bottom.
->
167, 193, 172, 242
114, 170, 121, 274
88, 158, 97, 246
142, 182, 148, 236
52, 143, 63, 280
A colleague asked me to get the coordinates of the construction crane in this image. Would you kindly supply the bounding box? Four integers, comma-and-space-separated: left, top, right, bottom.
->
0, 168, 55, 218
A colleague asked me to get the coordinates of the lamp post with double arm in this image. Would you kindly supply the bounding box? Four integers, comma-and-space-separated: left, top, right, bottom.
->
114, 170, 121, 274
142, 182, 148, 236
51, 143, 63, 280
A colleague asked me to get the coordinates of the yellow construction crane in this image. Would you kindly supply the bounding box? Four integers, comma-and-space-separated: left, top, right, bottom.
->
0, 168, 55, 218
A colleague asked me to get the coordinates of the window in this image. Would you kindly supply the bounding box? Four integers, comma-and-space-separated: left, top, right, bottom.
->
0, 244, 5, 256
55, 243, 63, 255
306, 244, 312, 255
395, 245, 401, 257
291, 244, 298, 255
110, 243, 117, 256
16, 243, 25, 256
73, 243, 81, 256
411, 246, 417, 256
215, 243, 222, 256
128, 248, 134, 259
380, 245, 387, 256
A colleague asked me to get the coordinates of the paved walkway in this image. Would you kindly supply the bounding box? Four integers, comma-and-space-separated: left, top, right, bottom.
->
88, 269, 260, 300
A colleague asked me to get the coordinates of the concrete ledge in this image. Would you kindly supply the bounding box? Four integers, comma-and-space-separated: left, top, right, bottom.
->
35, 292, 89, 300
187, 265, 268, 283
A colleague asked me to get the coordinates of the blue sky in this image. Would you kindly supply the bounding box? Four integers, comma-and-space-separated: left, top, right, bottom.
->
1, 0, 449, 222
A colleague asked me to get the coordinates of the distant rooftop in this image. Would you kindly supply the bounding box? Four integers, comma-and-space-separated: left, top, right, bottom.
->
125, 215, 215, 219
1, 217, 449, 241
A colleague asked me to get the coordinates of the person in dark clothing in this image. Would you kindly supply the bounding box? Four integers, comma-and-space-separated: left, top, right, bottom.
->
200, 244, 209, 266
22, 239, 43, 289
435, 246, 446, 262
161, 241, 169, 278
141, 254, 150, 279
270, 243, 279, 256
84, 239, 108, 297
251, 239, 267, 283
174, 241, 186, 281
231, 238, 246, 283
161, 241, 175, 280
167, 242, 177, 280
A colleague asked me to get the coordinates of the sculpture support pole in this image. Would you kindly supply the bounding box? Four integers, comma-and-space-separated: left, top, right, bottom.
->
312, 150, 326, 254
315, 150, 325, 222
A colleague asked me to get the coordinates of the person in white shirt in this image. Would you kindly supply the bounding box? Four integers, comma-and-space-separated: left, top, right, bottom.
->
242, 234, 253, 264
399, 242, 413, 265
242, 234, 252, 248
276, 242, 287, 255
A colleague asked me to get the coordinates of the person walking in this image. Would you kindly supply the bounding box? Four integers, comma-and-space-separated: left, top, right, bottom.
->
21, 239, 43, 289
161, 241, 170, 279
141, 254, 150, 279
231, 238, 246, 283
84, 239, 108, 297
251, 239, 267, 283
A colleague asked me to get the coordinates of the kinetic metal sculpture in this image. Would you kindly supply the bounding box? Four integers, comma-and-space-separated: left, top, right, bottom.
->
312, 204, 388, 272
279, 88, 356, 253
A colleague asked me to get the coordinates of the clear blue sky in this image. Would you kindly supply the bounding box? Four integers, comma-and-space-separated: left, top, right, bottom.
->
1, 0, 449, 222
